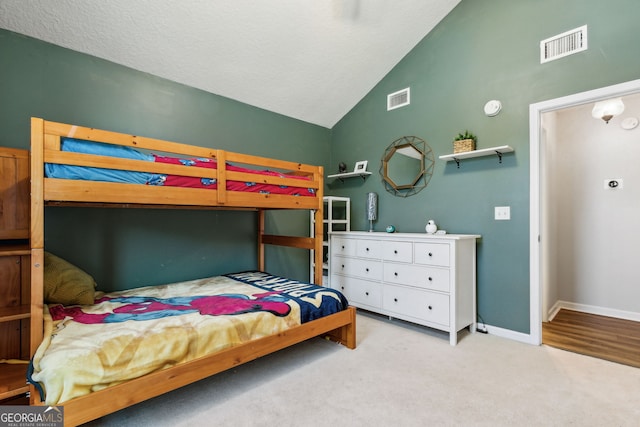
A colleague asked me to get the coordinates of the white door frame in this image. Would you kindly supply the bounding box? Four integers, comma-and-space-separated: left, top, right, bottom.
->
529, 78, 640, 345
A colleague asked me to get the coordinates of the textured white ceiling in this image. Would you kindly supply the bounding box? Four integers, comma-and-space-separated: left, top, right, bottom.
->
0, 0, 460, 128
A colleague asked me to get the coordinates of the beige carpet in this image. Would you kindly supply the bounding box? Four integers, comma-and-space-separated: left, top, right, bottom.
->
85, 311, 640, 427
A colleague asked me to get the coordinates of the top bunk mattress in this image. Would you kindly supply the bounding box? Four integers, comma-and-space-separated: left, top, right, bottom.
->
45, 137, 317, 197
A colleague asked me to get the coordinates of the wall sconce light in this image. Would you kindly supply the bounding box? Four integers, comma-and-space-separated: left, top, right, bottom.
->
592, 98, 625, 123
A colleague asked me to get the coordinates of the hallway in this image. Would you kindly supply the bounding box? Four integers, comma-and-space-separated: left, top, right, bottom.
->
542, 309, 640, 368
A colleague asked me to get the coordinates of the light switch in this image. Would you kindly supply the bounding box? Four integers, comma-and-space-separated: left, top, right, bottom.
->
495, 206, 510, 220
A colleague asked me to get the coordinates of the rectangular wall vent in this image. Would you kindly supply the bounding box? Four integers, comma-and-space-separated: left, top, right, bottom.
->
387, 87, 410, 111
540, 25, 587, 64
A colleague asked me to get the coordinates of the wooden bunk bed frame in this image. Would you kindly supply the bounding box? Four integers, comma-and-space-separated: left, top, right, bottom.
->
29, 118, 356, 426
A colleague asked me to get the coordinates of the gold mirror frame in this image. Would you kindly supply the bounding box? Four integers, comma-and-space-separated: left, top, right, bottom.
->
380, 136, 434, 197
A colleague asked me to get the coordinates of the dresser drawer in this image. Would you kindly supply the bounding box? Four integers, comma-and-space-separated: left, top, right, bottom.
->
331, 236, 356, 257
383, 263, 450, 293
382, 241, 412, 263
414, 242, 450, 267
383, 286, 450, 326
355, 239, 382, 259
332, 256, 382, 281
331, 275, 382, 309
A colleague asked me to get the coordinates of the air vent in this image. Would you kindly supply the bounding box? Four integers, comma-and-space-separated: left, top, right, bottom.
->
387, 87, 410, 111
540, 25, 587, 64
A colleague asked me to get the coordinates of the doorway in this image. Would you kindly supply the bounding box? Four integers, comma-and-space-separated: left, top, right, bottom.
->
529, 78, 640, 345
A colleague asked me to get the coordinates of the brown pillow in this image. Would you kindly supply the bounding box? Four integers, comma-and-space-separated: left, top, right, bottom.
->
44, 252, 97, 305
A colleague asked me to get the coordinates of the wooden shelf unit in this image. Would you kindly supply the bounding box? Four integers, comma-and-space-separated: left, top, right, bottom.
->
0, 363, 29, 400
0, 148, 31, 402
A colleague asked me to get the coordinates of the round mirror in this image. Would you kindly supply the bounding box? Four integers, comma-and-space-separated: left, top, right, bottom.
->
380, 136, 434, 197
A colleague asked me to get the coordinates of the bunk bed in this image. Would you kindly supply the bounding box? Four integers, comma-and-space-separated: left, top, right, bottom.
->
28, 118, 356, 426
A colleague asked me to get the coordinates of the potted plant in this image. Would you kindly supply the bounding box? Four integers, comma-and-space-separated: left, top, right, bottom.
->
453, 130, 477, 153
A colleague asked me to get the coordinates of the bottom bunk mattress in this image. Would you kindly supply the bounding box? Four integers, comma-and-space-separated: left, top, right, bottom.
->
30, 271, 349, 405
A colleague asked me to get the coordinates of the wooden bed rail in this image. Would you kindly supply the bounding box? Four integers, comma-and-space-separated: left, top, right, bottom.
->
30, 117, 323, 209
39, 119, 319, 175
257, 208, 324, 285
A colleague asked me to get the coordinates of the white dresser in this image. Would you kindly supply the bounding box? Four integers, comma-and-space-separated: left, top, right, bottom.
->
329, 231, 480, 345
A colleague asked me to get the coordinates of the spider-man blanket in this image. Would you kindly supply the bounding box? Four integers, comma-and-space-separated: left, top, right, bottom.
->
30, 272, 348, 405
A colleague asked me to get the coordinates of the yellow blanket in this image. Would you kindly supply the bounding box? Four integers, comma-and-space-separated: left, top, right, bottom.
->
31, 274, 303, 405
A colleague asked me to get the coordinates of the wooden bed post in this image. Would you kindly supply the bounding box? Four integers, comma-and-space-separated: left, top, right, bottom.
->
313, 206, 323, 285
216, 149, 226, 205
258, 209, 265, 272
29, 118, 45, 404
29, 118, 44, 349
314, 166, 324, 285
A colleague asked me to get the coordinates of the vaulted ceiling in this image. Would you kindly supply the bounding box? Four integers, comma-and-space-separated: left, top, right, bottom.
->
0, 0, 460, 128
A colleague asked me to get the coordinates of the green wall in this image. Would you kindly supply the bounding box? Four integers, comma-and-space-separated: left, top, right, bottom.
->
330, 0, 640, 334
0, 30, 331, 290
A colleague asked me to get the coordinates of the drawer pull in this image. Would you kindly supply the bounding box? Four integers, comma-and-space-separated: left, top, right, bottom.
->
428, 305, 433, 310
341, 286, 345, 290
394, 272, 398, 277
365, 268, 369, 272
394, 250, 398, 254
365, 292, 369, 296
428, 252, 433, 257
341, 245, 345, 249
394, 298, 398, 302
366, 247, 370, 252
428, 277, 433, 281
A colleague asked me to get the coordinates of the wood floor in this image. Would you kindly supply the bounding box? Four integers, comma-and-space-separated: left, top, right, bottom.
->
542, 309, 640, 368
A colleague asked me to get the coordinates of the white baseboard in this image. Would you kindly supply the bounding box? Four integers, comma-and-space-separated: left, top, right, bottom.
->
481, 301, 640, 347
480, 324, 535, 344
547, 301, 563, 321
550, 301, 640, 322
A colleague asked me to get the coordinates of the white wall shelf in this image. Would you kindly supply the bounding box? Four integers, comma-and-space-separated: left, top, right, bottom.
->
439, 145, 514, 168
327, 171, 372, 182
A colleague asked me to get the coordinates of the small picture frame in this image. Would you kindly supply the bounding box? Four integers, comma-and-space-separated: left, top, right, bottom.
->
354, 160, 368, 173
